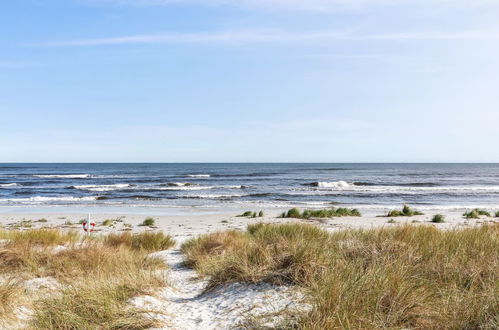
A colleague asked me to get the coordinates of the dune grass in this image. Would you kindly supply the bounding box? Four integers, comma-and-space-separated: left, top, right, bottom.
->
279, 207, 361, 219
464, 208, 492, 219
104, 231, 175, 251
0, 228, 80, 247
0, 279, 21, 319
139, 217, 155, 227
431, 214, 445, 223
182, 223, 499, 329
0, 228, 174, 328
238, 210, 264, 218
385, 204, 424, 217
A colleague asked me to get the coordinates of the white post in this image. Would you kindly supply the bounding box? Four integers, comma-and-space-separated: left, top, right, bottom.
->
87, 213, 90, 235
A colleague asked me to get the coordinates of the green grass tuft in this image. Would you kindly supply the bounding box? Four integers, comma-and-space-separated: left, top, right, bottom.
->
386, 205, 424, 217
139, 217, 155, 227
431, 214, 445, 223
280, 207, 361, 219
463, 209, 491, 219
102, 219, 114, 226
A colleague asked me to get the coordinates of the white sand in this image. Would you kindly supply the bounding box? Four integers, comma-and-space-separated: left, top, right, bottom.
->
1, 208, 497, 237
130, 249, 309, 329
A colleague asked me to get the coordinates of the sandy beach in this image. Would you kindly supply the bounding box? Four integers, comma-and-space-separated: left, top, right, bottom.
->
1, 207, 497, 240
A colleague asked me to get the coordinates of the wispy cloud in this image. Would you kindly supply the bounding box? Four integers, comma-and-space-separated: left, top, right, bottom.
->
42, 29, 499, 47
85, 0, 499, 12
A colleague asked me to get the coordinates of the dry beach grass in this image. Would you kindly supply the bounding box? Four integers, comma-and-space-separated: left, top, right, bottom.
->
0, 228, 175, 329
182, 222, 499, 329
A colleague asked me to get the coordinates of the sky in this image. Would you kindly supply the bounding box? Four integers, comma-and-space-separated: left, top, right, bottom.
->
1, 0, 499, 162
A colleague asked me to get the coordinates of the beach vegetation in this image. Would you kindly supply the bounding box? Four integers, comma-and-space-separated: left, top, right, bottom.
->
182, 223, 499, 329
102, 219, 114, 226
0, 228, 172, 328
139, 217, 155, 227
0, 228, 80, 246
387, 219, 396, 223
0, 278, 20, 319
385, 205, 424, 217
36, 218, 48, 223
279, 207, 361, 219
432, 214, 445, 223
463, 209, 491, 219
104, 231, 175, 252
258, 211, 264, 217
496, 211, 499, 218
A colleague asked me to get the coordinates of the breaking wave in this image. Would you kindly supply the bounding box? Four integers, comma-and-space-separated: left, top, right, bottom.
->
34, 174, 91, 179
71, 184, 133, 192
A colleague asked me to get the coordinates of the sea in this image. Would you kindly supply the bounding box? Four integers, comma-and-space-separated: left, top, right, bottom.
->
1, 163, 499, 214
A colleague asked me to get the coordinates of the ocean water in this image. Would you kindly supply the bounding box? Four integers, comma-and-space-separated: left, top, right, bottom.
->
1, 163, 499, 211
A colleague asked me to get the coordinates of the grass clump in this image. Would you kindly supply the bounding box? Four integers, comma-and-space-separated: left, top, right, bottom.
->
0, 228, 80, 246
386, 204, 424, 217
102, 219, 114, 226
104, 232, 175, 252
238, 210, 264, 218
496, 211, 499, 218
0, 228, 170, 328
0, 279, 20, 318
36, 218, 48, 223
280, 207, 361, 219
182, 223, 499, 329
463, 209, 491, 219
432, 214, 446, 223
238, 211, 253, 217
32, 279, 162, 330
139, 217, 155, 227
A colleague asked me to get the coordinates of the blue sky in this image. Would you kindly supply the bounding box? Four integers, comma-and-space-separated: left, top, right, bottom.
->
1, 0, 499, 162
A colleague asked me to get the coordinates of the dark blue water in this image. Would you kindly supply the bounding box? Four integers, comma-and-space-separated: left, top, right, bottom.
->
1, 163, 499, 210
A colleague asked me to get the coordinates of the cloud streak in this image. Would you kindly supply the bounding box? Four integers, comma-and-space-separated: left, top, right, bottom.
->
43, 29, 499, 47
86, 0, 499, 12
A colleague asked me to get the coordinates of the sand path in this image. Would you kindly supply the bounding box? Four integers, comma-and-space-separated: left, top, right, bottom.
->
130, 246, 309, 329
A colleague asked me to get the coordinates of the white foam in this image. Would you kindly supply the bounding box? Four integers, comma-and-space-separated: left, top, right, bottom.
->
186, 174, 211, 178
0, 196, 97, 203
0, 183, 17, 187
183, 194, 245, 199
73, 184, 132, 192
168, 182, 198, 187
315, 181, 353, 188
157, 185, 244, 191
34, 174, 91, 179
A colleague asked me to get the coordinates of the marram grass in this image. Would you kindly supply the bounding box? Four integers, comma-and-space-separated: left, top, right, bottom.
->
0, 228, 174, 328
279, 207, 361, 219
182, 222, 499, 329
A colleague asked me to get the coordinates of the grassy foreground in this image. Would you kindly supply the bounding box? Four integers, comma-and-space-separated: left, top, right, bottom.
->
182, 223, 499, 329
0, 229, 174, 329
